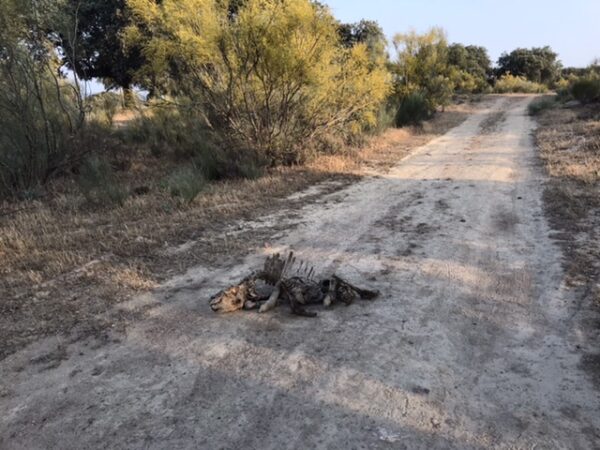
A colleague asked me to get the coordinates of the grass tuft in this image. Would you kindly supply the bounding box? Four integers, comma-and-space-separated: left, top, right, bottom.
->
528, 96, 557, 116
78, 156, 128, 207
166, 165, 206, 204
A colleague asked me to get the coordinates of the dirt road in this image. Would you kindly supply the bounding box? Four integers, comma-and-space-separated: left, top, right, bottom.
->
1, 95, 599, 449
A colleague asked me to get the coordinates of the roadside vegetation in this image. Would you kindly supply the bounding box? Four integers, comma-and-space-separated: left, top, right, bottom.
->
1, 0, 598, 356
529, 64, 600, 306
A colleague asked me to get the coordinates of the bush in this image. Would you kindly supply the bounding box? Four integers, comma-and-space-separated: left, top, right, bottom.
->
0, 0, 86, 200
126, 0, 391, 166
571, 78, 600, 104
494, 75, 548, 94
372, 104, 398, 134
78, 156, 128, 206
395, 93, 430, 126
124, 103, 266, 180
554, 77, 573, 102
125, 105, 216, 161
0, 51, 84, 199
392, 28, 454, 113
166, 165, 206, 204
86, 92, 123, 127
528, 96, 556, 116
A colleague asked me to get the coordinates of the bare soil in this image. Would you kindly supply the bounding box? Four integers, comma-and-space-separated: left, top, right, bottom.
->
0, 102, 472, 359
1, 95, 599, 449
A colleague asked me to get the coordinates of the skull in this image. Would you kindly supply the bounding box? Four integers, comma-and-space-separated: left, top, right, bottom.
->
210, 282, 252, 313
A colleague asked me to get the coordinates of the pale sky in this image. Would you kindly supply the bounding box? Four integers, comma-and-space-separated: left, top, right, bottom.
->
85, 0, 599, 94
324, 0, 600, 68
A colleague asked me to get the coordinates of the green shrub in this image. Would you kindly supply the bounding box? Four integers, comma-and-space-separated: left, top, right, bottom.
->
571, 78, 600, 104
166, 165, 206, 204
0, 0, 88, 199
123, 105, 205, 160
124, 105, 220, 160
395, 92, 430, 127
528, 96, 556, 116
373, 104, 398, 134
494, 75, 548, 94
86, 92, 122, 127
0, 50, 84, 199
125, 103, 266, 180
78, 156, 128, 206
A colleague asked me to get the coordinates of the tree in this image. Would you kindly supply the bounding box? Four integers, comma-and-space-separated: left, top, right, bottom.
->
448, 44, 491, 79
496, 47, 561, 85
59, 0, 145, 95
126, 0, 390, 164
0, 0, 85, 197
391, 27, 453, 112
447, 43, 491, 92
338, 20, 388, 63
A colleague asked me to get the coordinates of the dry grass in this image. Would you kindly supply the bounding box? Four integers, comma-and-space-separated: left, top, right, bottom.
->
534, 101, 600, 303
315, 101, 473, 173
0, 101, 474, 359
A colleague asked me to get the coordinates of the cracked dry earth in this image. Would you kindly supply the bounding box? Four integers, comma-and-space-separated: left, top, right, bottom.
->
2, 95, 599, 449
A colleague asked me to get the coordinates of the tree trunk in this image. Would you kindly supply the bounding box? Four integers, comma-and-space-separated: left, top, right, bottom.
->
122, 86, 135, 108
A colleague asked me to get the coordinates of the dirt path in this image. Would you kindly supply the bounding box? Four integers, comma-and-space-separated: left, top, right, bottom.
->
1, 95, 599, 449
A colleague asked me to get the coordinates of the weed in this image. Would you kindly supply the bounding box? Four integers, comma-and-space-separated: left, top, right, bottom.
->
528, 96, 556, 116
78, 156, 128, 206
166, 165, 206, 204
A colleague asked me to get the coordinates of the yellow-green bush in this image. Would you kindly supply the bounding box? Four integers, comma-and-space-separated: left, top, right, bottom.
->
125, 0, 391, 165
494, 74, 547, 94
391, 28, 454, 113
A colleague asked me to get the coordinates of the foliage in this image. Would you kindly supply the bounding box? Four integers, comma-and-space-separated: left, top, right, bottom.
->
338, 20, 388, 63
369, 103, 397, 134
124, 103, 215, 160
125, 0, 391, 165
448, 44, 491, 79
391, 28, 453, 113
395, 92, 429, 126
78, 155, 128, 206
166, 164, 206, 204
562, 62, 600, 79
0, 0, 85, 199
496, 47, 561, 86
58, 0, 145, 92
447, 44, 491, 93
528, 96, 556, 116
86, 92, 123, 126
571, 77, 600, 104
493, 75, 548, 94
553, 77, 573, 101
124, 102, 265, 178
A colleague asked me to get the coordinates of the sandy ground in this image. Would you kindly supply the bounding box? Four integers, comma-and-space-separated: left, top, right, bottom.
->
1, 95, 599, 449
